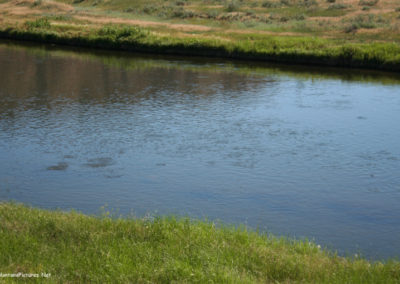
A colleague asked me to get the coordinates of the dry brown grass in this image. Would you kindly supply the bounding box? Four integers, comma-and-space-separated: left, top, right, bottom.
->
1, 0, 400, 43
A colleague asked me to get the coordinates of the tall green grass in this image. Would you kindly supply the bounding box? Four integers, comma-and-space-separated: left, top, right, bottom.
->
0, 202, 399, 283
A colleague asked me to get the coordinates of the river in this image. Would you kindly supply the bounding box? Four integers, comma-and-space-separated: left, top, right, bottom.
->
1, 40, 400, 260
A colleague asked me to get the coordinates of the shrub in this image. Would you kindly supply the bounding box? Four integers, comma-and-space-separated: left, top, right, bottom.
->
300, 0, 317, 7
326, 0, 335, 3
295, 14, 306, 20
358, 0, 379, 6
226, 0, 240, 12
345, 24, 358, 33
346, 14, 378, 32
143, 5, 157, 14
328, 4, 348, 9
172, 7, 195, 18
175, 0, 186, 6
262, 0, 278, 8
278, 16, 288, 22
206, 10, 219, 19
280, 0, 291, 6
31, 0, 42, 7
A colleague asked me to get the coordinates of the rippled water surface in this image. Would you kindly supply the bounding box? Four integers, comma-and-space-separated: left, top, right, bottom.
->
1, 41, 400, 259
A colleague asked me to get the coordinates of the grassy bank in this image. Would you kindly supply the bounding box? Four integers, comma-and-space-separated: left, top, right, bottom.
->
1, 0, 400, 71
1, 19, 400, 71
0, 203, 399, 283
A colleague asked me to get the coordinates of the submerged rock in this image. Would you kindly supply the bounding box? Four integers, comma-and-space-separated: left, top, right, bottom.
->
47, 162, 68, 171
85, 157, 114, 168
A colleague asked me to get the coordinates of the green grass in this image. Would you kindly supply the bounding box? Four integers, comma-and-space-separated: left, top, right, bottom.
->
0, 202, 399, 283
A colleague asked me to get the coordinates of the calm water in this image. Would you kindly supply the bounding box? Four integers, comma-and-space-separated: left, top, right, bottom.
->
1, 41, 400, 260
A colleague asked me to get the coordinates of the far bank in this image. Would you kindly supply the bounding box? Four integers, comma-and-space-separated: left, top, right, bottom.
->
1, 20, 400, 72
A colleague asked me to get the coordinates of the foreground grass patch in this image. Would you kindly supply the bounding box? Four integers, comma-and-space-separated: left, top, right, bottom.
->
0, 203, 399, 283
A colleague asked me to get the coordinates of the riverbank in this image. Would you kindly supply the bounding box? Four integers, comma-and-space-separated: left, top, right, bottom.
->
0, 203, 399, 283
1, 20, 400, 72
1, 0, 400, 71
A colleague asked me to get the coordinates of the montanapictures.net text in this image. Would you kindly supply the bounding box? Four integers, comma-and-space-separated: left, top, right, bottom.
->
0, 272, 51, 278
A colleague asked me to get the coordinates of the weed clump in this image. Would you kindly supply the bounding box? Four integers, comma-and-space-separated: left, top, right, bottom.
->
97, 25, 148, 40
25, 18, 51, 29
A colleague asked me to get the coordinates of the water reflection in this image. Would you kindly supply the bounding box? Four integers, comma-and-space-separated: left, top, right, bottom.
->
0, 40, 400, 260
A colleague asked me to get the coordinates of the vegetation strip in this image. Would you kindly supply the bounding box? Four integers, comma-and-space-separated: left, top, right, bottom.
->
1, 21, 400, 71
1, 0, 400, 71
0, 202, 399, 283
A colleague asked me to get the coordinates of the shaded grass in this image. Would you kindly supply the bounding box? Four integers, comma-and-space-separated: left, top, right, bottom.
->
0, 202, 399, 283
1, 20, 400, 71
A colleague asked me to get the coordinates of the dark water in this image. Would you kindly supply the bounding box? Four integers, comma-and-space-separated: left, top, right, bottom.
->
1, 41, 400, 260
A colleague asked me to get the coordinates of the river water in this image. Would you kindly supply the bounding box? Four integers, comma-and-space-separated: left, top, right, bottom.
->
1, 41, 400, 260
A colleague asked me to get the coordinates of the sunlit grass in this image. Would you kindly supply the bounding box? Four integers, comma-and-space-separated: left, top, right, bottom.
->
0, 202, 399, 283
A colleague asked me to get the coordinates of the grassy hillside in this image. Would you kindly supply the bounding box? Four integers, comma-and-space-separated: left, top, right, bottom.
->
0, 202, 399, 283
1, 0, 400, 70
2, 0, 400, 42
